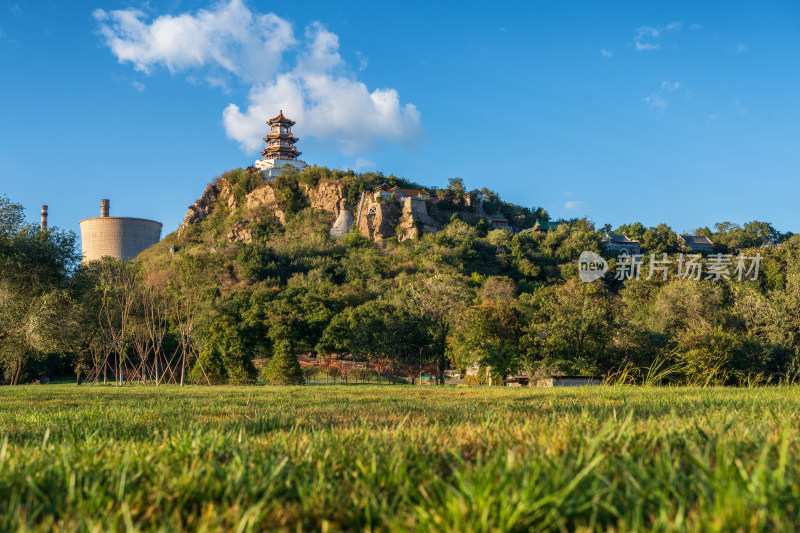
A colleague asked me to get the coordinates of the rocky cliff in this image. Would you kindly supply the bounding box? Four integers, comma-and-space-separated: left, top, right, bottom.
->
358, 201, 400, 243
178, 175, 443, 244
178, 177, 355, 243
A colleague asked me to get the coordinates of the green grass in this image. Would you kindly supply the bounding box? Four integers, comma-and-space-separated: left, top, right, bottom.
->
2, 384, 800, 531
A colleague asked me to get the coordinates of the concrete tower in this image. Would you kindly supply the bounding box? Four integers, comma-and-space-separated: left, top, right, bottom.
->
79, 199, 162, 263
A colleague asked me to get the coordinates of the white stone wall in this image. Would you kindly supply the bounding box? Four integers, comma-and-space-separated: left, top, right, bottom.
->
254, 158, 308, 178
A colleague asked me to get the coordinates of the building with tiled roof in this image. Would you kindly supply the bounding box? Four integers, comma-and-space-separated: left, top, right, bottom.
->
679, 235, 714, 253
374, 186, 433, 202
602, 233, 641, 255
486, 213, 510, 229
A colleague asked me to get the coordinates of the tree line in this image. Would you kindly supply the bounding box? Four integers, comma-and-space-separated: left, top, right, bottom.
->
1, 168, 797, 386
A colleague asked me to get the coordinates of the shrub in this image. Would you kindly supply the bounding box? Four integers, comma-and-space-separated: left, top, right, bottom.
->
190, 347, 227, 385
261, 340, 304, 385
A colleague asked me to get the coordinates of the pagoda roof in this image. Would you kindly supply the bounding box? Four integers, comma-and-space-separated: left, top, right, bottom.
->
533, 220, 560, 231
680, 235, 713, 246
603, 233, 639, 244
262, 145, 300, 152
265, 132, 298, 141
268, 109, 296, 125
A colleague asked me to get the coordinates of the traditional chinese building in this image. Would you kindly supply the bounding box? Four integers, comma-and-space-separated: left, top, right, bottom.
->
374, 185, 434, 202
486, 213, 510, 229
679, 235, 714, 254
602, 233, 641, 255
254, 110, 308, 178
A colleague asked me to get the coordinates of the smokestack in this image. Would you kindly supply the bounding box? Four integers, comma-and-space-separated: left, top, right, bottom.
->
101, 199, 109, 218
40, 205, 48, 229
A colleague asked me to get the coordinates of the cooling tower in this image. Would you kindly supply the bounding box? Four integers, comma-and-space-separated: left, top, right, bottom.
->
79, 199, 162, 262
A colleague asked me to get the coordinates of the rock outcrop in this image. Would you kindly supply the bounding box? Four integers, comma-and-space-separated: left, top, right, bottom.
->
244, 185, 285, 224
178, 183, 220, 233
304, 181, 355, 238
398, 197, 441, 242
304, 181, 350, 218
358, 201, 400, 242
178, 176, 442, 244
226, 222, 254, 244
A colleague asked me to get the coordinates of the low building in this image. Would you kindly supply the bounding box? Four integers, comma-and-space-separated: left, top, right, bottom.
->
374, 185, 433, 202
602, 233, 641, 255
680, 234, 714, 253
487, 213, 510, 229
536, 376, 604, 387
532, 220, 560, 235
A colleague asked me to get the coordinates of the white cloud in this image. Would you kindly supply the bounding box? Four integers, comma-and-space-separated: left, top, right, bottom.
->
690, 23, 702, 30
93, 0, 294, 83
735, 43, 748, 53
661, 80, 681, 91
356, 51, 368, 71
94, 1, 423, 156
633, 22, 682, 51
634, 26, 660, 41
132, 80, 146, 92
600, 49, 613, 58
222, 23, 424, 155
564, 201, 582, 210
205, 76, 232, 94
644, 94, 668, 112
635, 42, 660, 51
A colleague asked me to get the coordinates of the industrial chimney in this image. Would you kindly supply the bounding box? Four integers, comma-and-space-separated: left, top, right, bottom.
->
101, 199, 110, 218
40, 205, 48, 229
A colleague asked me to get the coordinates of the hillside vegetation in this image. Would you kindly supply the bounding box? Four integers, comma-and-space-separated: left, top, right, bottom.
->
1, 166, 798, 385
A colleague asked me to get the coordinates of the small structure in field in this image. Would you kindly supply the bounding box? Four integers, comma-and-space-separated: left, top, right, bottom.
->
536, 375, 604, 387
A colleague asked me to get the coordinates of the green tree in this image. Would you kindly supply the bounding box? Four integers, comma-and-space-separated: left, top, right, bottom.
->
406, 273, 472, 384
0, 196, 80, 384
262, 339, 304, 385
518, 279, 613, 376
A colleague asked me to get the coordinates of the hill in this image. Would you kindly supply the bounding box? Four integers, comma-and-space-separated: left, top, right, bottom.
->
4, 166, 800, 387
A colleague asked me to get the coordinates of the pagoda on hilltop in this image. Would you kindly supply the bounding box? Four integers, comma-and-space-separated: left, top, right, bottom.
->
254, 110, 308, 178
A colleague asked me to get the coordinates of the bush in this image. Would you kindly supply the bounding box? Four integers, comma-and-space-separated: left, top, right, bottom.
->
261, 340, 304, 385
190, 347, 227, 385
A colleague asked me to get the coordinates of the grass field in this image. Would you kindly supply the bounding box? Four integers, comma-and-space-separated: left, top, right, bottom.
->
2, 384, 800, 532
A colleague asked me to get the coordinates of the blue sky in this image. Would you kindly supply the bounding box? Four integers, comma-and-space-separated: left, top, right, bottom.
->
1, 0, 798, 239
